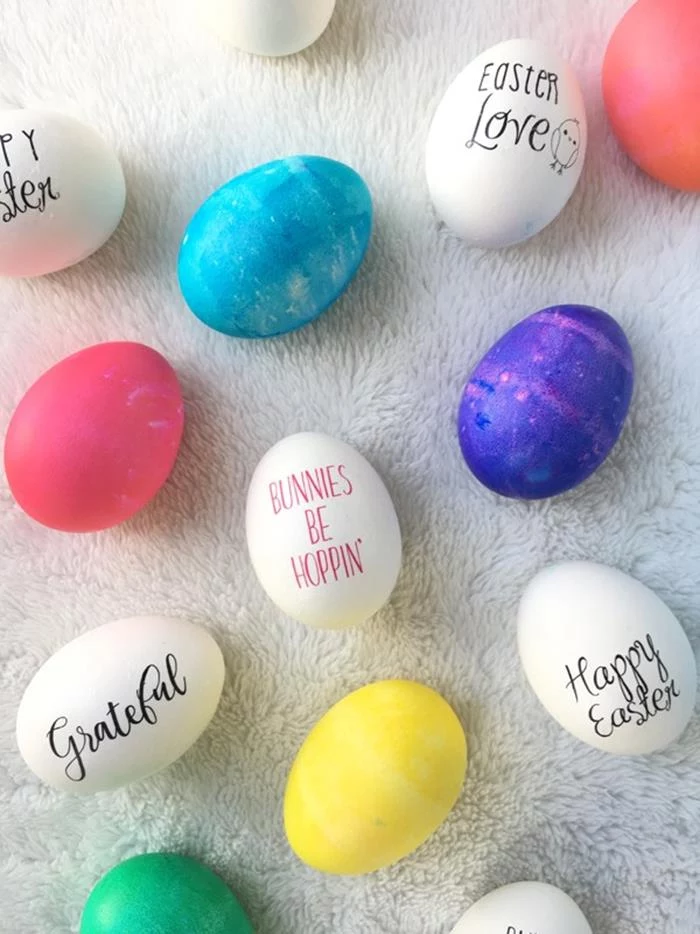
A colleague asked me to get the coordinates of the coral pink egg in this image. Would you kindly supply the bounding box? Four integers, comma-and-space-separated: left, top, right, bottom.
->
4, 342, 184, 532
603, 0, 700, 191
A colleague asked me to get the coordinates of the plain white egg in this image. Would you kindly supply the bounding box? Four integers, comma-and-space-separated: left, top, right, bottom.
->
197, 0, 336, 57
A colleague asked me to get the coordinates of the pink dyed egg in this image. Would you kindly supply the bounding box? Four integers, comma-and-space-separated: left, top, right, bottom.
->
4, 342, 184, 532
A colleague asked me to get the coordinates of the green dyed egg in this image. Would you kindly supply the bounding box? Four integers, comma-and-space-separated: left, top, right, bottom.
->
80, 853, 253, 934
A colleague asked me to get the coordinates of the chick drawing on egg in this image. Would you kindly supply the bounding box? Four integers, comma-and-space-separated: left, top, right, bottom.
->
550, 119, 581, 174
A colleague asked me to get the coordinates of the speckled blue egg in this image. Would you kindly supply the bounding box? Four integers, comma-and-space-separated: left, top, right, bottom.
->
177, 155, 373, 339
458, 305, 634, 499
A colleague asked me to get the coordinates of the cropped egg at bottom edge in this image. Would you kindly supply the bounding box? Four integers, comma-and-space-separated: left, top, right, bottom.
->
450, 881, 592, 934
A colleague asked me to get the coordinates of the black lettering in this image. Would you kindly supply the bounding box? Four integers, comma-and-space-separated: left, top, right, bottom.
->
21, 128, 38, 161
509, 62, 522, 92
529, 117, 550, 152
0, 133, 12, 168
535, 69, 548, 99
548, 72, 559, 105
593, 664, 615, 692
590, 703, 614, 738
478, 62, 494, 92
524, 65, 535, 94
466, 93, 498, 150
494, 62, 508, 91
564, 657, 597, 702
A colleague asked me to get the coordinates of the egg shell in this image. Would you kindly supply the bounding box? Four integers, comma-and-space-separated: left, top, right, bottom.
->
16, 616, 225, 793
198, 0, 336, 57
426, 39, 587, 248
603, 0, 700, 192
450, 881, 592, 934
284, 680, 468, 875
4, 341, 185, 532
80, 853, 253, 934
518, 562, 697, 755
245, 432, 401, 630
458, 304, 634, 499
0, 109, 125, 277
178, 155, 372, 338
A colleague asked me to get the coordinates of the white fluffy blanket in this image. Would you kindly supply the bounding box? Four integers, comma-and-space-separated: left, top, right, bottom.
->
1, 0, 699, 931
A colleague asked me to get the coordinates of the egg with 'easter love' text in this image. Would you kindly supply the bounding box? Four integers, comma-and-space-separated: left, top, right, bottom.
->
284, 680, 468, 875
450, 882, 592, 934
426, 39, 587, 248
4, 342, 184, 532
458, 305, 634, 499
518, 562, 697, 755
80, 853, 252, 934
246, 432, 401, 629
0, 109, 125, 277
178, 155, 372, 338
603, 0, 700, 192
16, 616, 225, 793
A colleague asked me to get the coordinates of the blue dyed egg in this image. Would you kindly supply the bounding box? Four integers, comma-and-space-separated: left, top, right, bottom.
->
458, 305, 634, 499
177, 155, 373, 339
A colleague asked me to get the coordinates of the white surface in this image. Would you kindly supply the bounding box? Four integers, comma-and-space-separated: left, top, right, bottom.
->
0, 0, 699, 932
517, 562, 697, 756
246, 432, 402, 630
16, 616, 225, 794
450, 881, 592, 934
197, 0, 336, 58
426, 39, 587, 248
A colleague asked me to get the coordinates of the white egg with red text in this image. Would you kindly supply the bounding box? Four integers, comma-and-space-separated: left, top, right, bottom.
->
518, 562, 697, 755
16, 616, 224, 794
426, 38, 587, 248
0, 109, 125, 277
450, 881, 592, 934
246, 432, 402, 630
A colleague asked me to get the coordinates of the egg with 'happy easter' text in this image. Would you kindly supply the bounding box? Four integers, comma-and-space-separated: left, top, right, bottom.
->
16, 616, 225, 793
458, 305, 634, 499
450, 882, 592, 934
0, 110, 125, 277
178, 155, 372, 338
245, 432, 401, 630
284, 680, 468, 875
4, 342, 184, 532
426, 39, 587, 248
518, 562, 697, 755
80, 853, 253, 934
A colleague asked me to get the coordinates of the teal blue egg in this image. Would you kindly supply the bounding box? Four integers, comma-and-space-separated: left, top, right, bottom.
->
177, 155, 373, 339
80, 853, 253, 934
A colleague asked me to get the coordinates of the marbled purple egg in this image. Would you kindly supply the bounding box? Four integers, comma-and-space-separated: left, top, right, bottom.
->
458, 305, 634, 499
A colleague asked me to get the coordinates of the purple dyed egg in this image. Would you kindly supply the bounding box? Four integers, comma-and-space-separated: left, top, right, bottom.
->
458, 305, 634, 499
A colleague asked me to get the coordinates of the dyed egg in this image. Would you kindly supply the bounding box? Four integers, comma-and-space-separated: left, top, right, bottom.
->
284, 680, 467, 875
178, 155, 372, 338
450, 882, 592, 934
0, 110, 125, 277
426, 39, 587, 248
80, 853, 252, 934
603, 0, 700, 191
246, 432, 401, 630
4, 342, 184, 532
198, 0, 336, 57
518, 562, 697, 755
16, 616, 225, 793
458, 305, 634, 499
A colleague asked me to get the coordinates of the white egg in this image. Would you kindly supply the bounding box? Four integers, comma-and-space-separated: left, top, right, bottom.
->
0, 110, 125, 277
16, 616, 224, 794
197, 0, 336, 57
450, 882, 592, 934
518, 562, 697, 755
246, 432, 402, 630
426, 39, 587, 248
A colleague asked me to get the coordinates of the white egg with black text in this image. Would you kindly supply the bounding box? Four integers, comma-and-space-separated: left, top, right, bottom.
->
16, 616, 225, 794
518, 562, 697, 755
0, 109, 125, 277
246, 432, 402, 630
426, 38, 587, 248
450, 882, 592, 934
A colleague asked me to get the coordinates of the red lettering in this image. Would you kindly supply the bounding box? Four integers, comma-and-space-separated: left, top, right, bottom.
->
305, 506, 332, 545
269, 482, 282, 515
337, 464, 353, 495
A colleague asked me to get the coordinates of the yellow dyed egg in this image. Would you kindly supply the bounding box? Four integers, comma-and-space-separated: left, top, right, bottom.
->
284, 680, 468, 875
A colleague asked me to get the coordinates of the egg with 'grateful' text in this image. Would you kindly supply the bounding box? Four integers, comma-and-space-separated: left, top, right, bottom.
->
16, 616, 225, 793
246, 432, 401, 630
458, 304, 634, 499
518, 562, 697, 755
178, 155, 372, 338
426, 39, 587, 247
284, 680, 468, 875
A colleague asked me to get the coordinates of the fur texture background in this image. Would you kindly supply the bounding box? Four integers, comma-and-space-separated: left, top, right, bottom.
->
1, 1, 699, 931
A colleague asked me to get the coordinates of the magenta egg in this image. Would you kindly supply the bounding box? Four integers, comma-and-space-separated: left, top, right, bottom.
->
4, 342, 185, 532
